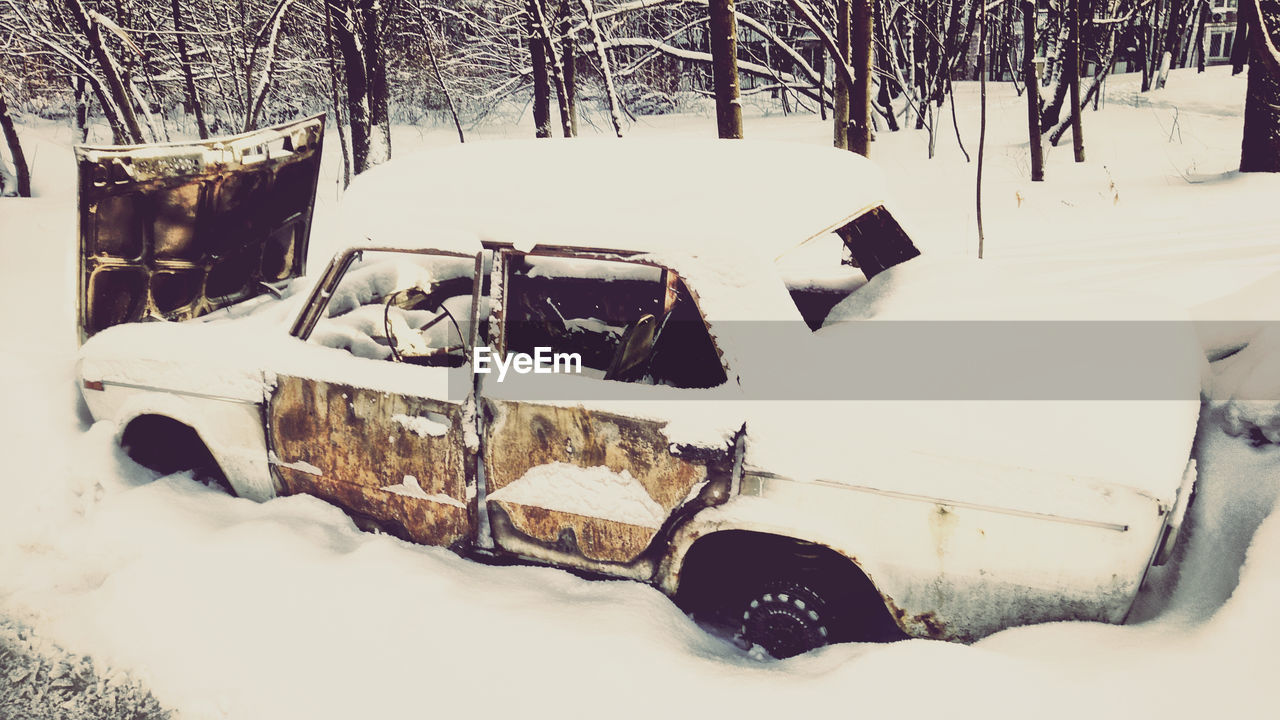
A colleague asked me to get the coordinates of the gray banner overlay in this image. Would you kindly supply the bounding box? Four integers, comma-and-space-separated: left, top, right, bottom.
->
443, 321, 1276, 402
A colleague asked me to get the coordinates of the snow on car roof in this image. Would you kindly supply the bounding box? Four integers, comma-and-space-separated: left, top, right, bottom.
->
339, 138, 886, 260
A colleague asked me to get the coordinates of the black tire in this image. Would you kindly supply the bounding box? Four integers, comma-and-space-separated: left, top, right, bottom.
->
740, 580, 838, 659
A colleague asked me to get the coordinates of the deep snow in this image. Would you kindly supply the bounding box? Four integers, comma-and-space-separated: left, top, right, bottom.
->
1, 65, 1280, 719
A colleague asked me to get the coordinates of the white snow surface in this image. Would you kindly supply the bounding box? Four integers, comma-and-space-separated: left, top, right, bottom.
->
390, 413, 450, 438
338, 137, 885, 262
488, 462, 667, 528
2, 66, 1280, 719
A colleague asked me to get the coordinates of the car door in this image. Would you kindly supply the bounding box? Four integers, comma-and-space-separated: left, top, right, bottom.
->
75, 115, 324, 341
479, 249, 744, 577
266, 248, 486, 549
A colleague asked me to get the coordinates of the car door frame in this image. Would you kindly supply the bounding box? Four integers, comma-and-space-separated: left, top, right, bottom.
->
476, 246, 744, 582
267, 246, 487, 549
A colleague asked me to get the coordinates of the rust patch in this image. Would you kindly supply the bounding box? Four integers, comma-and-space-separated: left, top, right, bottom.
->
269, 375, 471, 548
879, 593, 951, 641
490, 501, 658, 563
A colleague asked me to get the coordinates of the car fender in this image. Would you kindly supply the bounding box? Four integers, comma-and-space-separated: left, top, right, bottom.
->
109, 389, 275, 501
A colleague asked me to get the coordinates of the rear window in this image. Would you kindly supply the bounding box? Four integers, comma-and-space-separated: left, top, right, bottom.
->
777, 205, 920, 329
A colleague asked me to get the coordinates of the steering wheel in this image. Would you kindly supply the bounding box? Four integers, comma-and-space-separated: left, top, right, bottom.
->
383, 288, 467, 365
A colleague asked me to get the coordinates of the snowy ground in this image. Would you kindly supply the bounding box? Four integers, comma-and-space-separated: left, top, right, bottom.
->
3, 65, 1280, 719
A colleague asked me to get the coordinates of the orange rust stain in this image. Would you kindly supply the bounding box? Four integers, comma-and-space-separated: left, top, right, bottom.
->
491, 500, 657, 563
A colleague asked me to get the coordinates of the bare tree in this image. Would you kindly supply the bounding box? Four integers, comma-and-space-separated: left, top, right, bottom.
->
0, 91, 30, 197
977, 0, 988, 259
170, 0, 209, 139
323, 0, 352, 187
579, 0, 625, 136
244, 0, 299, 131
63, 0, 147, 143
850, 0, 872, 155
558, 1, 579, 135
527, 0, 575, 137
414, 2, 464, 143
833, 0, 850, 149
327, 0, 391, 173
1069, 0, 1085, 162
1022, 0, 1043, 180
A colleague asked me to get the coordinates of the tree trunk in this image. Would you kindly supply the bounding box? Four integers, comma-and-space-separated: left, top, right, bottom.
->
977, 2, 988, 259
850, 0, 872, 156
817, 47, 827, 121
1241, 0, 1280, 172
559, 2, 579, 136
327, 0, 390, 174
323, 0, 352, 187
1195, 0, 1210, 73
708, 0, 743, 138
361, 0, 392, 163
74, 77, 89, 143
833, 0, 850, 148
530, 29, 552, 138
1023, 0, 1044, 181
328, 0, 371, 169
527, 0, 574, 137
1069, 0, 1086, 162
170, 0, 209, 139
0, 93, 31, 197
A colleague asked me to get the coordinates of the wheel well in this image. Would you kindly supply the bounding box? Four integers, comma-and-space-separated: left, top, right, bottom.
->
120, 414, 227, 485
674, 530, 902, 642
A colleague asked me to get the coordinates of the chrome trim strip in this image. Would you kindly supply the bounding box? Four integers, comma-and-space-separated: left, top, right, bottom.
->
100, 380, 260, 406
747, 471, 1130, 532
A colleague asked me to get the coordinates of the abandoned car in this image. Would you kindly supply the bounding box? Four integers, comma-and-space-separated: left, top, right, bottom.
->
75, 116, 1201, 659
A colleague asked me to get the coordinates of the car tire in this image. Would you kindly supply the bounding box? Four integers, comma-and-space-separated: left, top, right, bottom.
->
739, 580, 839, 659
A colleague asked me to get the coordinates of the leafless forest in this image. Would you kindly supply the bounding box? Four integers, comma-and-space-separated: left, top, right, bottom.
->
2, 1, 1280, 197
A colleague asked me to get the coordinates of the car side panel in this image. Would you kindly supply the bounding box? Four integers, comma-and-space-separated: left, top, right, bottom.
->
659, 475, 1167, 642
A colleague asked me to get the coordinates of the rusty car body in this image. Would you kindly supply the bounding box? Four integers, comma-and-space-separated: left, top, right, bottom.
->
75, 128, 1201, 658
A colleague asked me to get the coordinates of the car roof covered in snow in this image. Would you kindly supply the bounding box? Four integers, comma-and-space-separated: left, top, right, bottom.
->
338, 138, 887, 261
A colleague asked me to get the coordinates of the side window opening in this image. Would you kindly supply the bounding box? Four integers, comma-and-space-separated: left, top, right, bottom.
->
778, 233, 868, 331
309, 250, 480, 367
836, 205, 920, 280
779, 205, 920, 330
502, 254, 726, 388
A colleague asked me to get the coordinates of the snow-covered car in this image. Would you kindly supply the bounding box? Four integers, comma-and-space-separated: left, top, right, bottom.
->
75, 117, 1201, 659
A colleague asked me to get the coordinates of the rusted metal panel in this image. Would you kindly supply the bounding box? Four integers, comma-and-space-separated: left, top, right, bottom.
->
491, 504, 660, 564
268, 374, 472, 548
76, 115, 324, 341
483, 399, 710, 565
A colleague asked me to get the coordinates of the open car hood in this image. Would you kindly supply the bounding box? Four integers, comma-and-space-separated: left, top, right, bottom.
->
75, 115, 324, 342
